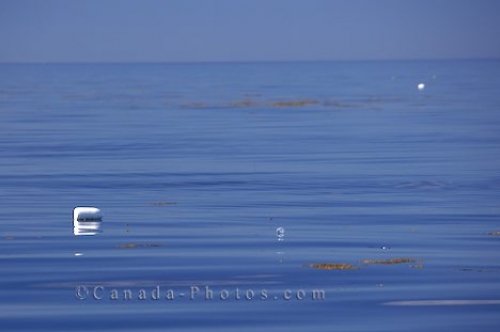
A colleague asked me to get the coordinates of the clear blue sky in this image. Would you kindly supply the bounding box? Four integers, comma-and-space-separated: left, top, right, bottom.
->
1, 0, 499, 63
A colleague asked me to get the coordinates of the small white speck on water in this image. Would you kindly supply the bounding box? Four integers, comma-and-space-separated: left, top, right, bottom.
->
417, 83, 425, 90
74, 252, 83, 256
276, 227, 285, 240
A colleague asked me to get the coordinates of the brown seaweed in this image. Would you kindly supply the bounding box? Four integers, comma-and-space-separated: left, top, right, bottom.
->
362, 257, 416, 265
309, 263, 357, 270
271, 99, 320, 108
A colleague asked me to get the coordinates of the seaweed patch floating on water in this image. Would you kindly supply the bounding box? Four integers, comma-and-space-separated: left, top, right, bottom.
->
118, 243, 162, 249
230, 99, 259, 108
322, 100, 358, 109
309, 263, 358, 270
362, 257, 416, 265
180, 98, 337, 110
271, 99, 320, 108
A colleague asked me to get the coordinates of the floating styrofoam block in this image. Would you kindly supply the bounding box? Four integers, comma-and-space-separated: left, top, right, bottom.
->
73, 207, 102, 223
417, 83, 425, 91
73, 207, 102, 236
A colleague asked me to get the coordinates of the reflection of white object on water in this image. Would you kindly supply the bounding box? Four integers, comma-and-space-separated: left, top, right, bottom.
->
73, 221, 101, 236
417, 83, 425, 91
276, 227, 285, 241
73, 207, 102, 236
275, 251, 285, 264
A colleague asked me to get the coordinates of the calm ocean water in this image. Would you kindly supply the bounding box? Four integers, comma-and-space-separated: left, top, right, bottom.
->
1, 60, 500, 331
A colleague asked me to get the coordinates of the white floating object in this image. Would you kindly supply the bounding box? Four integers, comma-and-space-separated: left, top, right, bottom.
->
73, 207, 102, 236
417, 83, 425, 91
276, 227, 285, 240
73, 207, 102, 224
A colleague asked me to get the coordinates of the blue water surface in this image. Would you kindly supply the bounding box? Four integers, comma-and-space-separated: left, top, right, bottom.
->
1, 60, 500, 331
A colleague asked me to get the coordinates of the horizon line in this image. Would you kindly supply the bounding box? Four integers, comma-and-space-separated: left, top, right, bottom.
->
1, 56, 499, 65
